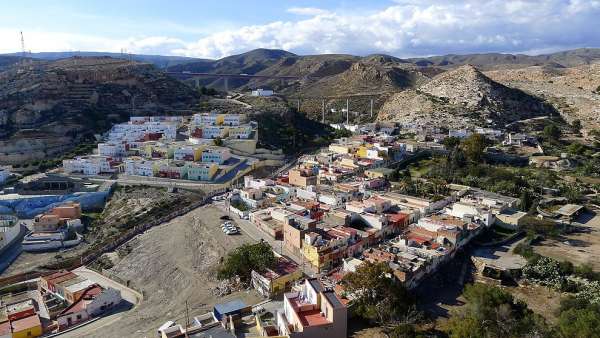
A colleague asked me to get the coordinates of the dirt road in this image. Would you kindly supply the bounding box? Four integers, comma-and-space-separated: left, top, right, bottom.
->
71, 204, 262, 338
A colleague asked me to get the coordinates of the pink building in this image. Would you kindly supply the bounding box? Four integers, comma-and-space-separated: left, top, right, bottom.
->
277, 279, 347, 338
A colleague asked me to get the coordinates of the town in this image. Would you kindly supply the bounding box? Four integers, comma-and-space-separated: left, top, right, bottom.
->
2, 101, 598, 338
1, 4, 600, 336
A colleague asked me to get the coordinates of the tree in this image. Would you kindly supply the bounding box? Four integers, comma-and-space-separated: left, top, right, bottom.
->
443, 136, 461, 149
217, 242, 276, 283
213, 137, 223, 146
342, 261, 413, 324
447, 283, 549, 338
557, 304, 600, 338
543, 124, 562, 141
520, 189, 534, 212
461, 134, 487, 163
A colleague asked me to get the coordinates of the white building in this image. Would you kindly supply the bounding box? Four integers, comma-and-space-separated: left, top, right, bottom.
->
63, 156, 115, 175
201, 147, 231, 164
97, 142, 127, 158
449, 129, 471, 139
124, 158, 155, 177
445, 202, 495, 226
252, 89, 274, 97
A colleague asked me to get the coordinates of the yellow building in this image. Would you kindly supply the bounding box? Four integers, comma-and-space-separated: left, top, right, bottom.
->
251, 257, 302, 298
11, 314, 42, 338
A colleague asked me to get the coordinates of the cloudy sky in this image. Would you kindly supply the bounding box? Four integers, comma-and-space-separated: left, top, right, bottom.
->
1, 0, 599, 59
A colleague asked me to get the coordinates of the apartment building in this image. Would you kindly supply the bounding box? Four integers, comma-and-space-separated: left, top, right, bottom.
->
124, 157, 155, 177
173, 145, 203, 161
277, 279, 347, 338
201, 147, 231, 164
63, 156, 116, 175
97, 142, 128, 158
186, 163, 218, 181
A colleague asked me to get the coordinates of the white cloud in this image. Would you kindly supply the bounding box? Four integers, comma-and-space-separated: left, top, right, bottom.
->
287, 7, 330, 16
2, 1, 599, 59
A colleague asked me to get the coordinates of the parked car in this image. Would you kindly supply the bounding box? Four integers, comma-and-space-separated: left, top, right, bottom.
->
220, 215, 231, 220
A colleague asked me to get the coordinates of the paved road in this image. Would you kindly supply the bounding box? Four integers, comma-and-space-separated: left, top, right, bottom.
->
214, 201, 316, 277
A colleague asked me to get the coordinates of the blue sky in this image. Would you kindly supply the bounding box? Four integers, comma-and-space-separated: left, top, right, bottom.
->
1, 0, 599, 58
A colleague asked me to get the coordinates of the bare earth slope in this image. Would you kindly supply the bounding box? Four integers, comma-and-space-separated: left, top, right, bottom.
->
377, 65, 555, 128
485, 63, 600, 130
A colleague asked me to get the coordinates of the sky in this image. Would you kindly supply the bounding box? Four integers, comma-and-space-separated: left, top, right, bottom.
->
1, 0, 599, 59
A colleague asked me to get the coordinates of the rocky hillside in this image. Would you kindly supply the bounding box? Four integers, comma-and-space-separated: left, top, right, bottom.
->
0, 57, 199, 165
485, 63, 600, 130
377, 65, 556, 129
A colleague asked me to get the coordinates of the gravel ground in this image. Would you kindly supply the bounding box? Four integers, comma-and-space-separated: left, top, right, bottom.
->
80, 204, 262, 338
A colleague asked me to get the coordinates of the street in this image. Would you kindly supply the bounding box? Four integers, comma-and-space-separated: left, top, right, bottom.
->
212, 200, 317, 277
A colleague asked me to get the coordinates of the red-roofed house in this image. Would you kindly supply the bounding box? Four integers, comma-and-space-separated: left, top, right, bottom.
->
251, 257, 303, 298
57, 285, 122, 330
278, 279, 347, 338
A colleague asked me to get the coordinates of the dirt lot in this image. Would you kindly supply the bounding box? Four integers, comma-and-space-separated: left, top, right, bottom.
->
82, 204, 262, 338
534, 212, 600, 270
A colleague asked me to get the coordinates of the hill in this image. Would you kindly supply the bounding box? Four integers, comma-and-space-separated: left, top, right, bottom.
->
408, 48, 600, 70
377, 65, 556, 128
1, 51, 202, 69
0, 57, 199, 165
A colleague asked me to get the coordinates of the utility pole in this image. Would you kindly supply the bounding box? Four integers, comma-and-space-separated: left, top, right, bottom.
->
370, 99, 374, 118
297, 99, 300, 113
185, 300, 190, 338
322, 99, 325, 123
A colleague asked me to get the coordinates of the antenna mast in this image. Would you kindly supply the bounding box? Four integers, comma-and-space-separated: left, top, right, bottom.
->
20, 31, 26, 57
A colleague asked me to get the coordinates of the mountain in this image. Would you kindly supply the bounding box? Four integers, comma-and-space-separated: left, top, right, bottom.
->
408, 48, 600, 70
0, 57, 199, 165
377, 65, 556, 128
2, 52, 203, 69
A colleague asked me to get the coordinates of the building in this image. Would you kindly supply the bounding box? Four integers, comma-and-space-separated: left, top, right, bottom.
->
10, 314, 42, 338
252, 89, 274, 97
201, 147, 231, 164
124, 157, 156, 177
57, 285, 122, 330
63, 156, 117, 175
0, 215, 21, 253
187, 163, 218, 181
97, 142, 128, 158
173, 145, 203, 162
277, 279, 347, 338
33, 202, 81, 232
288, 169, 318, 188
251, 257, 302, 298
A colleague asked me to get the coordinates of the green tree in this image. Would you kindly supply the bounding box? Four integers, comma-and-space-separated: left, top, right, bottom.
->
557, 305, 600, 338
218, 242, 276, 283
447, 283, 549, 338
543, 124, 562, 141
342, 261, 413, 324
443, 136, 461, 149
520, 189, 534, 212
213, 137, 223, 146
461, 134, 487, 163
